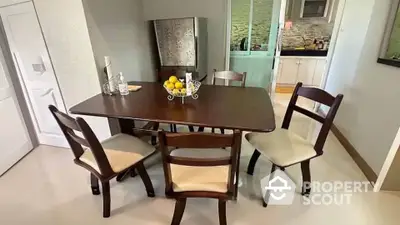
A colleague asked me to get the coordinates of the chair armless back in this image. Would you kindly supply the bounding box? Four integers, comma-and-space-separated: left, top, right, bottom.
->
282, 83, 343, 155
49, 105, 114, 177
212, 69, 247, 87
158, 131, 241, 196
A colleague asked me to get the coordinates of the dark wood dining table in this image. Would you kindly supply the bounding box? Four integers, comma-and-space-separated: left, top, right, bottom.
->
70, 81, 276, 198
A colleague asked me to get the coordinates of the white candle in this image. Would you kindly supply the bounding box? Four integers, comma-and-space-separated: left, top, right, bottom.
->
104, 56, 115, 92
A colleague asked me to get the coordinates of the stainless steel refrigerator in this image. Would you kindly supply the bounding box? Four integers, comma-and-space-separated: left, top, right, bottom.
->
153, 17, 208, 80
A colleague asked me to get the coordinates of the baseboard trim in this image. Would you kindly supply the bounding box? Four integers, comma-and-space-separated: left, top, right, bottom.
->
318, 109, 377, 183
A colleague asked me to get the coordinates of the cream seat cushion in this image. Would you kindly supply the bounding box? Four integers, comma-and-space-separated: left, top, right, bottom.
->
246, 129, 317, 167
170, 148, 230, 193
80, 134, 156, 174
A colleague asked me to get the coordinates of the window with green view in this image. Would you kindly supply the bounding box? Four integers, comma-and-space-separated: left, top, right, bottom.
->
385, 6, 400, 60
230, 0, 274, 52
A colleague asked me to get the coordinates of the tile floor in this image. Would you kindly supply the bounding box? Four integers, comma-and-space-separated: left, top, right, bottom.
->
1, 94, 400, 225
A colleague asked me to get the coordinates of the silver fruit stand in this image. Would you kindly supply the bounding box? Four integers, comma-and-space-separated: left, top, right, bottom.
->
163, 80, 201, 104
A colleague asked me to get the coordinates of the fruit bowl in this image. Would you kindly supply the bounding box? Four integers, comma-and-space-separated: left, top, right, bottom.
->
163, 80, 201, 103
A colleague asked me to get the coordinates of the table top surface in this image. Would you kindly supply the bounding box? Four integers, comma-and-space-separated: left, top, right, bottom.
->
70, 82, 276, 132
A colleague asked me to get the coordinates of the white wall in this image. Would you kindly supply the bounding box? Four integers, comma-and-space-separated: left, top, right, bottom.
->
33, 0, 110, 140
142, 0, 227, 80
82, 0, 156, 82
324, 0, 400, 174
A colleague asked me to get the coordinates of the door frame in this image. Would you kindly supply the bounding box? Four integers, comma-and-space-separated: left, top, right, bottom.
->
314, 0, 346, 112
374, 127, 400, 192
270, 0, 287, 98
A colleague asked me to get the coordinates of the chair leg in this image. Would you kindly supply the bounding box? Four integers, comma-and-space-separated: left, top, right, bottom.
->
301, 160, 311, 196
211, 128, 215, 133
220, 128, 225, 134
198, 127, 205, 132
130, 168, 137, 177
218, 200, 227, 225
247, 149, 261, 175
151, 122, 159, 145
90, 173, 100, 195
188, 126, 194, 132
136, 163, 155, 197
101, 181, 111, 218
171, 198, 187, 225
263, 164, 277, 207
170, 124, 177, 132
116, 169, 130, 182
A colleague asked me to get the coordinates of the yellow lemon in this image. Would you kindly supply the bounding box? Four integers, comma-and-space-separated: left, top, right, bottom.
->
166, 83, 175, 90
172, 89, 180, 95
175, 81, 183, 89
181, 88, 186, 95
169, 76, 178, 84
164, 80, 170, 86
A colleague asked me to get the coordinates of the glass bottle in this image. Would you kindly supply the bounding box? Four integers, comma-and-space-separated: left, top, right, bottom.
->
118, 72, 129, 95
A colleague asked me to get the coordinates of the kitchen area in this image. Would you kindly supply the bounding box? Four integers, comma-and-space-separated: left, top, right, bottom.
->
275, 0, 339, 93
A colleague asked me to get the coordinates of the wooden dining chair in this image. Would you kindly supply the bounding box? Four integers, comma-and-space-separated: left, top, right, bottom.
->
158, 130, 241, 225
193, 69, 247, 133
245, 82, 343, 207
49, 105, 156, 217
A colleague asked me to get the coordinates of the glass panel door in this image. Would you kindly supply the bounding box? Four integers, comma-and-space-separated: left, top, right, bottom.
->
228, 0, 284, 90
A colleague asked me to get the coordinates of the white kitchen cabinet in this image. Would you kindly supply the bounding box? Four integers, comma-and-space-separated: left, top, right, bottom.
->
313, 58, 327, 86
297, 59, 317, 85
278, 58, 299, 85
277, 57, 326, 87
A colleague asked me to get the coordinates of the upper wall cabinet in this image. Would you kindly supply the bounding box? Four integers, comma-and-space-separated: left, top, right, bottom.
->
286, 0, 339, 23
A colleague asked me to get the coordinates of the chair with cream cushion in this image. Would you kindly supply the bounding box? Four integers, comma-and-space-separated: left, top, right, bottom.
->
158, 131, 241, 225
49, 105, 156, 218
245, 83, 343, 207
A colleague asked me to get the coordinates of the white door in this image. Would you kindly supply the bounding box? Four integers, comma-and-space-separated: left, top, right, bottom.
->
0, 45, 33, 175
0, 2, 67, 147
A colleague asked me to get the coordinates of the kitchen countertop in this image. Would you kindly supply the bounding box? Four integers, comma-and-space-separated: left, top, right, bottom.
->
281, 49, 328, 57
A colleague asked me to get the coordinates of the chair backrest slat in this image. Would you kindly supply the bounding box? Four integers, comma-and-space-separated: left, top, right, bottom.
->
212, 69, 247, 87
168, 156, 231, 167
282, 83, 343, 155
49, 105, 114, 177
164, 132, 234, 148
66, 130, 90, 147
297, 86, 336, 106
292, 105, 325, 123
55, 110, 81, 131
158, 130, 241, 195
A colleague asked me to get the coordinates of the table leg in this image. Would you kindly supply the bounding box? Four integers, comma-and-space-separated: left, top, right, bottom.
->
151, 122, 159, 145
118, 118, 135, 135
188, 126, 195, 132
233, 131, 243, 200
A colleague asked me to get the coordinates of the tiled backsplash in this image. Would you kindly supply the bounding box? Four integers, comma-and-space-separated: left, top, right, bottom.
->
282, 18, 334, 49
